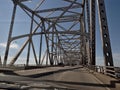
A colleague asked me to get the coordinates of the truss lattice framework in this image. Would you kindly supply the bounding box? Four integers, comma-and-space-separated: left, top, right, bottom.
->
3, 0, 114, 67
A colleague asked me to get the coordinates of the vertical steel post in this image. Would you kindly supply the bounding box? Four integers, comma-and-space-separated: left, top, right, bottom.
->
26, 14, 34, 66
97, 0, 114, 66
86, 0, 91, 65
51, 26, 55, 64
80, 16, 86, 65
3, 3, 17, 66
90, 0, 96, 65
39, 31, 43, 64
86, 0, 90, 33
42, 21, 53, 65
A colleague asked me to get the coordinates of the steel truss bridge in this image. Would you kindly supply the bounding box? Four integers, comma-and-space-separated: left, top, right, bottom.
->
0, 0, 120, 89
2, 0, 114, 67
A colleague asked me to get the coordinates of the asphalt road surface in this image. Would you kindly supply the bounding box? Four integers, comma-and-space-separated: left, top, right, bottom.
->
0, 67, 112, 90
36, 67, 110, 90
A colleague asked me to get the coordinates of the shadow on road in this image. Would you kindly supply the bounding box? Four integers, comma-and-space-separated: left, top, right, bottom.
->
0, 69, 18, 76
40, 79, 120, 88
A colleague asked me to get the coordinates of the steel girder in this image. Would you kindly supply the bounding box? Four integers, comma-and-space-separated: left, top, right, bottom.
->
97, 0, 114, 66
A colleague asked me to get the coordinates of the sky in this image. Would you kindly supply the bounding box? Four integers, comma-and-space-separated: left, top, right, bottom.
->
0, 0, 120, 66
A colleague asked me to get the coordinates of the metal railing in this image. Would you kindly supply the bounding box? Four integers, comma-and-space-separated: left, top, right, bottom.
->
86, 65, 120, 78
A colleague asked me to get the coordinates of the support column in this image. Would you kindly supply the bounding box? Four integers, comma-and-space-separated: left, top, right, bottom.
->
3, 3, 17, 66
51, 26, 55, 65
42, 21, 53, 65
90, 0, 96, 65
97, 0, 114, 66
26, 14, 34, 66
80, 16, 86, 65
86, 0, 91, 65
39, 30, 43, 64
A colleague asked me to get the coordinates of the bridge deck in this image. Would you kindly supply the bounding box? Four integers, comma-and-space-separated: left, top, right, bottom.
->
0, 66, 120, 90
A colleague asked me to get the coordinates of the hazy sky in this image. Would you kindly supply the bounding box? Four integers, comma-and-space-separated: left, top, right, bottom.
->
0, 0, 120, 66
